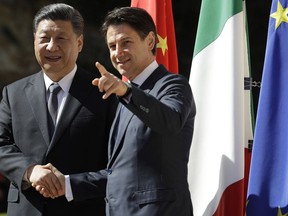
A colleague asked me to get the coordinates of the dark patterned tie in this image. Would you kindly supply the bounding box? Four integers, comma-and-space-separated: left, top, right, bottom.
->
48, 83, 61, 137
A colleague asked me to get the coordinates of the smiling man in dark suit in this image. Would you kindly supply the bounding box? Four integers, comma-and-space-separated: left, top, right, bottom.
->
0, 3, 117, 216
35, 6, 196, 216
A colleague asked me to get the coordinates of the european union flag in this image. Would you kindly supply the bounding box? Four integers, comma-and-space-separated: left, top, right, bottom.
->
246, 0, 288, 215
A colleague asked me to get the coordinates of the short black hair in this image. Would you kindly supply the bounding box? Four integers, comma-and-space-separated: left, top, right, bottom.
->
33, 3, 84, 36
101, 7, 157, 55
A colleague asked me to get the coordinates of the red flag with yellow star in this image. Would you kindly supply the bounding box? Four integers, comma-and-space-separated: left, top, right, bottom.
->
130, 0, 179, 74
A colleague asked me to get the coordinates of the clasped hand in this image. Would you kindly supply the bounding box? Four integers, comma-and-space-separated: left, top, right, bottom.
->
30, 62, 127, 199
28, 163, 65, 199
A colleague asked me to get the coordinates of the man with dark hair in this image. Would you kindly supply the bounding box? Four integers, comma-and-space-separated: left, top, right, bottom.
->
0, 3, 116, 216
36, 6, 195, 216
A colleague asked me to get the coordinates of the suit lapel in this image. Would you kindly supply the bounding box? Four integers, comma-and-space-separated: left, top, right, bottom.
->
25, 72, 50, 146
108, 105, 121, 157
47, 93, 82, 152
47, 68, 93, 153
140, 65, 167, 90
108, 107, 134, 167
112, 107, 133, 148
107, 65, 169, 167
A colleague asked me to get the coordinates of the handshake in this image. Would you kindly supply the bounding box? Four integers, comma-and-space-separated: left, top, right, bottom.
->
27, 163, 65, 199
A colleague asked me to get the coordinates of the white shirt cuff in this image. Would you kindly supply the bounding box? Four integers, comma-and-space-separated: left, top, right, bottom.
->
65, 175, 73, 202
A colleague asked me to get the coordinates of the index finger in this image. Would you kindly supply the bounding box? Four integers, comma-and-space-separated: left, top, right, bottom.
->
95, 62, 108, 77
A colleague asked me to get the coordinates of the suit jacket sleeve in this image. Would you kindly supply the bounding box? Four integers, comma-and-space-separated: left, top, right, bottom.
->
120, 73, 195, 135
0, 86, 38, 190
69, 169, 108, 202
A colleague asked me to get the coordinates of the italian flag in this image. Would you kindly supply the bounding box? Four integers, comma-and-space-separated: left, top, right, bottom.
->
130, 0, 178, 74
188, 0, 254, 215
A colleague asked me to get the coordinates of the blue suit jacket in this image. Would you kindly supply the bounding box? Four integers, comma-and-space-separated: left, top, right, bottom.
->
70, 65, 195, 216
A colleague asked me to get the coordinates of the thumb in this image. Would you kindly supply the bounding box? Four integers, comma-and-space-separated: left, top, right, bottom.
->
92, 78, 99, 86
43, 163, 53, 170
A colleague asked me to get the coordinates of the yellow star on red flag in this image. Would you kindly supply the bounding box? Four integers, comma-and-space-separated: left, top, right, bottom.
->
156, 34, 168, 56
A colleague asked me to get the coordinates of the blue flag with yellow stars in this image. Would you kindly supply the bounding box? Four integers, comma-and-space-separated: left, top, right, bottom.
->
246, 0, 288, 215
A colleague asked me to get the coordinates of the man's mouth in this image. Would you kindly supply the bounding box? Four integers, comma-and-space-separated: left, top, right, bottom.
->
46, 56, 61, 61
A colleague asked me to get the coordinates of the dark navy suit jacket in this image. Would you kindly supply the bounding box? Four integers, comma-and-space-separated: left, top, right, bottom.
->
70, 65, 196, 216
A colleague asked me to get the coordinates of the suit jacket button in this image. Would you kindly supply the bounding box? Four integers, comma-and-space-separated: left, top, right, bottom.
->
106, 168, 112, 175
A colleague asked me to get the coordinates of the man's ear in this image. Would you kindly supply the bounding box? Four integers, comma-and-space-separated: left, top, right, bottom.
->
77, 34, 84, 52
147, 31, 156, 50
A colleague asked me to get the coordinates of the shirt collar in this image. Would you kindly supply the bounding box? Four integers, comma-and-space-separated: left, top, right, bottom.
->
44, 65, 77, 93
130, 60, 158, 86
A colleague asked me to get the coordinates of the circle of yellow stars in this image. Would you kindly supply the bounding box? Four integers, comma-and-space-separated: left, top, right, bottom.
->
270, 0, 288, 29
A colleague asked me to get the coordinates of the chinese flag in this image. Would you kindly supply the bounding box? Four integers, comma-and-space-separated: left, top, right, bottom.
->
130, 0, 178, 74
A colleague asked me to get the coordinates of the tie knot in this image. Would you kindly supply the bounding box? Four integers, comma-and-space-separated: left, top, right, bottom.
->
49, 83, 61, 95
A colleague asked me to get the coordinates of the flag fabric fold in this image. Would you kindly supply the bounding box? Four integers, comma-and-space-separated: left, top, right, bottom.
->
188, 0, 253, 215
130, 0, 178, 74
246, 0, 288, 215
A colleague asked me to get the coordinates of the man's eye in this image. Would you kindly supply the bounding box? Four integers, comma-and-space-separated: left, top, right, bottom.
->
109, 45, 116, 50
39, 36, 49, 42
